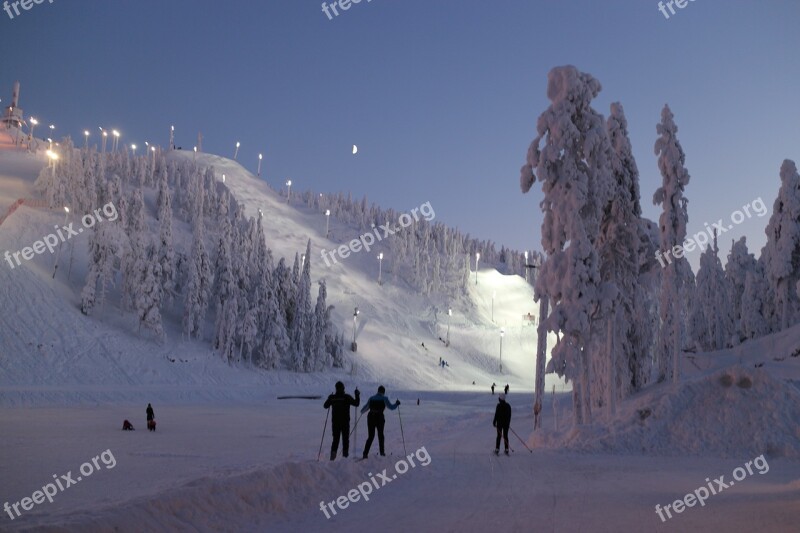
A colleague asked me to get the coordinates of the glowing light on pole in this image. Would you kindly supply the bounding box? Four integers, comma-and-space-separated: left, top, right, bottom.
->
101, 129, 108, 154
352, 307, 360, 351
222, 174, 226, 184
48, 124, 54, 143
234, 141, 240, 160
131, 144, 137, 156
285, 179, 292, 203
150, 145, 156, 166
257, 153, 263, 176
169, 125, 174, 150
83, 130, 89, 148
499, 328, 505, 372
475, 252, 480, 285
377, 253, 383, 285
447, 308, 452, 346
112, 130, 120, 153
325, 209, 330, 237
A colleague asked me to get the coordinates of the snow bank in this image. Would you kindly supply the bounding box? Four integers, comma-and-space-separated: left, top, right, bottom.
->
535, 366, 800, 459
27, 460, 375, 532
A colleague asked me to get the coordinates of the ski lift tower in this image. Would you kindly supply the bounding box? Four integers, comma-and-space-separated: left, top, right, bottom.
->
2, 81, 26, 131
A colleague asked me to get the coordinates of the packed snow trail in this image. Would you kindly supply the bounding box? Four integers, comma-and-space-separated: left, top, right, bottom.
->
2, 391, 799, 532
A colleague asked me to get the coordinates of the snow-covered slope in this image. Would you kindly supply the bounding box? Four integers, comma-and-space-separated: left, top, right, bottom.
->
0, 141, 566, 406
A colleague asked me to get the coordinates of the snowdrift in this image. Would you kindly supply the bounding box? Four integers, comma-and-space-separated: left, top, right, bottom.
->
27, 459, 413, 532
535, 366, 800, 459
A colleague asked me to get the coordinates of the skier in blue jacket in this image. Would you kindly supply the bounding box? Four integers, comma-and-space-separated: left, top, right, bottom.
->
361, 385, 400, 458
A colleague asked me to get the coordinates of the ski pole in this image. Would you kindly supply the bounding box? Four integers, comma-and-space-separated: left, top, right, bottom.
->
509, 426, 533, 453
398, 405, 407, 456
353, 404, 358, 450
317, 407, 330, 462
349, 409, 364, 438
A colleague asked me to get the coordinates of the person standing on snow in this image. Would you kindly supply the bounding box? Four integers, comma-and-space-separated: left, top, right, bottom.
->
361, 385, 400, 458
146, 403, 155, 428
493, 394, 511, 455
491, 383, 496, 395
323, 381, 360, 460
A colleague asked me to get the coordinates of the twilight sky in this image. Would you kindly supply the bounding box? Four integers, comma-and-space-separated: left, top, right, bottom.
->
1, 0, 798, 265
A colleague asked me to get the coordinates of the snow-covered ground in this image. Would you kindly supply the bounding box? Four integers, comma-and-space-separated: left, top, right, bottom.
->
2, 133, 799, 532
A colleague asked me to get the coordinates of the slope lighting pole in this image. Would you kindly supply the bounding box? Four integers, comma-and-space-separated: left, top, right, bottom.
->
377, 253, 383, 285
352, 307, 359, 352
499, 328, 505, 372
446, 308, 451, 347
325, 209, 330, 237
475, 252, 480, 285
257, 153, 263, 176
234, 141, 240, 160
286, 180, 292, 203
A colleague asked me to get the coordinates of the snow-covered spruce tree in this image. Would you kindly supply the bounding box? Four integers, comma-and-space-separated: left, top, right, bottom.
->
81, 224, 126, 315
182, 231, 212, 339
135, 243, 165, 340
597, 102, 643, 407
689, 231, 734, 351
157, 173, 176, 305
121, 187, 148, 312
290, 241, 313, 372
520, 66, 614, 425
741, 269, 771, 340
212, 212, 238, 362
760, 159, 800, 331
725, 237, 758, 342
311, 280, 332, 371
652, 104, 693, 383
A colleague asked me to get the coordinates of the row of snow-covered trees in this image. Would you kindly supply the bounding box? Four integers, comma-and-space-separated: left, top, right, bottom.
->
35, 141, 345, 371
521, 66, 800, 426
690, 159, 800, 350
293, 189, 538, 295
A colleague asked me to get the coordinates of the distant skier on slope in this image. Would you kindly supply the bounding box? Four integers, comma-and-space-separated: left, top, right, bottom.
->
493, 394, 511, 455
361, 385, 400, 458
146, 403, 156, 431
323, 381, 360, 460
491, 383, 496, 395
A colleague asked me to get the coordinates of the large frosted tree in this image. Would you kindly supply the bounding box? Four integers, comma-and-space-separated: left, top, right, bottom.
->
725, 237, 758, 341
760, 159, 800, 331
689, 232, 733, 351
653, 104, 693, 383
520, 66, 614, 425
597, 102, 643, 410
